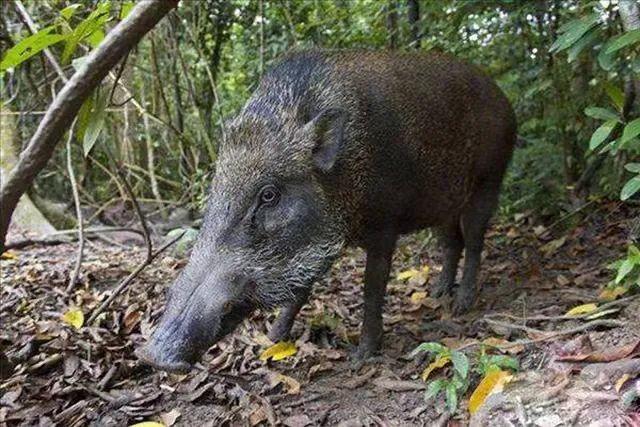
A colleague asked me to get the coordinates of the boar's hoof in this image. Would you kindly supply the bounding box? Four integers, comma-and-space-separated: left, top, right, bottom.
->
451, 289, 476, 315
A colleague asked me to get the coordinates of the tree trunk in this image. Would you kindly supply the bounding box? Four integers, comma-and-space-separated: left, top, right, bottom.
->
385, 1, 399, 50
0, 0, 178, 252
0, 107, 56, 241
407, 0, 420, 49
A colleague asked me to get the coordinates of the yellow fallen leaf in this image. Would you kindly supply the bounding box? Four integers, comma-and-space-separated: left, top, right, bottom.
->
469, 369, 512, 414
397, 269, 419, 281
276, 373, 301, 394
599, 286, 628, 301
129, 422, 164, 427
615, 374, 631, 393
410, 291, 428, 304
259, 341, 297, 361
565, 303, 598, 316
397, 266, 429, 282
421, 355, 450, 381
62, 308, 84, 329
1, 251, 18, 260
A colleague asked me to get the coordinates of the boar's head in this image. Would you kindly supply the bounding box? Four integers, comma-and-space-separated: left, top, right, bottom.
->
137, 108, 349, 373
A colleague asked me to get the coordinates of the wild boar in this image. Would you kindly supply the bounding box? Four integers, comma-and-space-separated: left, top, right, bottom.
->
137, 49, 516, 373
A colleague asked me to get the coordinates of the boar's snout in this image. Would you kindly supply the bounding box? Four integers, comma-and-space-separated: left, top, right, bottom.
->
136, 306, 217, 373
136, 270, 257, 373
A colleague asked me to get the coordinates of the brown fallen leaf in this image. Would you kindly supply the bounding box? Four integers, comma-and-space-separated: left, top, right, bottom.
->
556, 339, 640, 362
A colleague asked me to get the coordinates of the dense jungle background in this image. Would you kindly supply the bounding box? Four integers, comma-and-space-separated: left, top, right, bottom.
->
1, 0, 640, 426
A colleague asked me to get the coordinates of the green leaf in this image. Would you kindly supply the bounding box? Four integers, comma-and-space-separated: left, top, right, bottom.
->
551, 14, 600, 53
621, 176, 640, 202
607, 29, 640, 54
621, 118, 640, 144
425, 379, 444, 400
450, 351, 469, 379
445, 383, 458, 414
0, 26, 67, 71
567, 27, 599, 62
119, 1, 135, 20
488, 355, 519, 372
589, 120, 618, 150
82, 88, 110, 157
62, 1, 111, 64
604, 83, 625, 111
60, 4, 82, 21
411, 342, 447, 357
625, 163, 640, 173
584, 106, 620, 122
598, 40, 617, 71
615, 258, 635, 283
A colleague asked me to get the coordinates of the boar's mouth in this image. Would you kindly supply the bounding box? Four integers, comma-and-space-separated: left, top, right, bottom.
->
137, 300, 255, 374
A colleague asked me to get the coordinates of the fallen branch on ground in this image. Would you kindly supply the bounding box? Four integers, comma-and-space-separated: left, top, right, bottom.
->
87, 231, 184, 324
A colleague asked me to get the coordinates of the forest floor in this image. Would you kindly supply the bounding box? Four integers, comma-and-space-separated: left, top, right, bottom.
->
1, 201, 640, 427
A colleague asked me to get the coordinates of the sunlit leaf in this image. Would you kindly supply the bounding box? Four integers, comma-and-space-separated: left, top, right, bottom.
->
621, 118, 640, 144
550, 14, 600, 53
62, 308, 84, 329
60, 4, 82, 21
0, 26, 67, 71
606, 29, 640, 54
565, 303, 598, 316
468, 369, 512, 414
62, 1, 112, 64
621, 177, 640, 202
259, 341, 297, 361
615, 374, 631, 393
420, 355, 450, 381
589, 120, 617, 150
584, 106, 620, 122
120, 1, 135, 20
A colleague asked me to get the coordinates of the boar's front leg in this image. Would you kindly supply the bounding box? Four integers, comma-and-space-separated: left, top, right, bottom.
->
268, 288, 311, 342
357, 233, 397, 358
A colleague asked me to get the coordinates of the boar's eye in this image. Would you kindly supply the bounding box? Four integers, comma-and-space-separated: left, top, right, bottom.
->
258, 185, 280, 207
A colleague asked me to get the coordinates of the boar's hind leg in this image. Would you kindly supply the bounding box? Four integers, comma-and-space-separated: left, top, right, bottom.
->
432, 221, 464, 298
453, 182, 500, 314
267, 288, 311, 342
357, 234, 397, 358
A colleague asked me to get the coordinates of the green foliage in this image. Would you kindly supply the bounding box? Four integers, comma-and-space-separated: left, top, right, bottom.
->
609, 244, 640, 288
0, 26, 67, 71
413, 341, 519, 415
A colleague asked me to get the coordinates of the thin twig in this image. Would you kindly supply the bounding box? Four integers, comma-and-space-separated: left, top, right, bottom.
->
65, 120, 84, 294
116, 166, 152, 260
484, 294, 640, 323
87, 231, 184, 324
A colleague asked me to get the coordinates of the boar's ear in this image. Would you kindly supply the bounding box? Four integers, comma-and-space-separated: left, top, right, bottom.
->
305, 108, 348, 172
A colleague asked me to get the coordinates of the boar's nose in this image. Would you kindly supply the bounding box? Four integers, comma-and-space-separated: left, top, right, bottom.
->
135, 342, 194, 374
